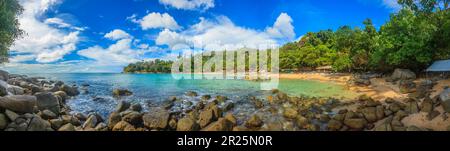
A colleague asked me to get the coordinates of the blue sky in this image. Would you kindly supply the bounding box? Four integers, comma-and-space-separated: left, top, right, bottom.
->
3, 0, 400, 73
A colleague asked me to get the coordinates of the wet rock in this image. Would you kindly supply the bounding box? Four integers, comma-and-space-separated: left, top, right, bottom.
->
176, 117, 199, 131
245, 115, 263, 129
201, 95, 211, 101
83, 114, 98, 129
271, 89, 279, 94
167, 96, 177, 102
122, 111, 143, 126
40, 109, 57, 120
223, 102, 234, 111
115, 101, 130, 112
224, 113, 237, 126
205, 103, 222, 119
327, 119, 343, 131
283, 107, 298, 119
195, 102, 205, 110
202, 118, 233, 131
130, 104, 142, 112
142, 108, 170, 130
199, 109, 215, 128
53, 91, 67, 103
0, 113, 7, 129
58, 123, 75, 131
391, 69, 416, 81
60, 85, 80, 96
107, 112, 121, 129
215, 95, 227, 103
344, 118, 367, 130
112, 121, 136, 131
186, 91, 198, 97
0, 95, 37, 113
95, 123, 108, 131
74, 113, 87, 121
112, 89, 132, 97
35, 92, 60, 114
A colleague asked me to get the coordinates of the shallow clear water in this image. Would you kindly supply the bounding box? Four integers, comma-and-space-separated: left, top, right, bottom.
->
26, 73, 357, 117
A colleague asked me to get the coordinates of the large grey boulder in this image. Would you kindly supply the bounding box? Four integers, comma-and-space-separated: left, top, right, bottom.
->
0, 70, 9, 81
35, 92, 60, 114
7, 85, 24, 95
142, 108, 170, 130
391, 69, 416, 81
0, 80, 8, 96
0, 95, 37, 113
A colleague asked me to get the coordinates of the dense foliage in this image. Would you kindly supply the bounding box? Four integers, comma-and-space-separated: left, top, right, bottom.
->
0, 0, 23, 62
280, 0, 449, 72
123, 59, 174, 73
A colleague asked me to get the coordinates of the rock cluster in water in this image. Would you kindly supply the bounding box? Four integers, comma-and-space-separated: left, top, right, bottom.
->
1, 69, 449, 131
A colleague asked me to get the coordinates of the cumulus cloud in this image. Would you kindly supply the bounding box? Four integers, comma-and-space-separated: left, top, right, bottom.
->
155, 13, 295, 51
138, 12, 181, 30
104, 29, 132, 40
78, 30, 160, 67
265, 13, 295, 41
158, 0, 214, 10
10, 0, 81, 63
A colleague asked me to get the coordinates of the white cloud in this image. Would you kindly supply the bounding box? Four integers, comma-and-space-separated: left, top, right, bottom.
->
138, 12, 181, 30
78, 32, 160, 67
10, 0, 81, 63
382, 0, 402, 10
44, 17, 86, 31
155, 13, 295, 51
265, 13, 295, 41
158, 0, 214, 10
104, 29, 132, 40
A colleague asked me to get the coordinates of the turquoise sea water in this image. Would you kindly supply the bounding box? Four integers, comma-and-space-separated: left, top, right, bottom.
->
26, 73, 357, 117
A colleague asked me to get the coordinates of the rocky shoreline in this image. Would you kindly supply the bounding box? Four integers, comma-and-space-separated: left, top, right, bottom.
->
1, 69, 449, 131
